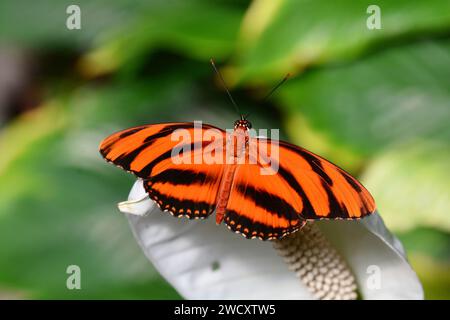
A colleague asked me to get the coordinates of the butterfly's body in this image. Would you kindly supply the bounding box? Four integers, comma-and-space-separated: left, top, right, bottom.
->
215, 120, 251, 224
100, 119, 376, 240
215, 162, 238, 224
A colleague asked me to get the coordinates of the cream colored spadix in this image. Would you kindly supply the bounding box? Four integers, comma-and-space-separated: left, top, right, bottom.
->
274, 223, 358, 300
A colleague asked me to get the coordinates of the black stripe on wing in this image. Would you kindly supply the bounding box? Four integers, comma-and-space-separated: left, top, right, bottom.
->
137, 140, 213, 177
277, 142, 372, 219
224, 210, 305, 240
234, 183, 298, 221
276, 164, 317, 217
150, 169, 216, 186
101, 122, 223, 160
143, 180, 215, 219
110, 140, 212, 178
280, 142, 333, 185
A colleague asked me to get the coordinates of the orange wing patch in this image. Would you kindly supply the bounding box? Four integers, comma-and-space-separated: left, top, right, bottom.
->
256, 138, 376, 220
224, 139, 306, 240
100, 122, 226, 219
144, 162, 224, 219
224, 159, 306, 240
100, 123, 223, 177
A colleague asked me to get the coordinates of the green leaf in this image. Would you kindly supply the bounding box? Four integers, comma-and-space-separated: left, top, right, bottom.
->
397, 227, 450, 262
408, 253, 450, 300
0, 0, 246, 77
0, 0, 149, 48
361, 142, 450, 233
279, 40, 450, 157
235, 0, 450, 81
399, 229, 450, 299
81, 0, 246, 76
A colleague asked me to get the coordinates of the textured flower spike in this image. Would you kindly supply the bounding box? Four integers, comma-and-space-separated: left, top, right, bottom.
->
121, 179, 423, 300
274, 224, 358, 300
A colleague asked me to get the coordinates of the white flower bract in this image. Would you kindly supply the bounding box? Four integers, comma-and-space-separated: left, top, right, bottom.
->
121, 179, 423, 300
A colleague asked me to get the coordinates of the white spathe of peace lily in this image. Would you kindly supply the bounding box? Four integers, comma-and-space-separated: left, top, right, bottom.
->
120, 179, 423, 300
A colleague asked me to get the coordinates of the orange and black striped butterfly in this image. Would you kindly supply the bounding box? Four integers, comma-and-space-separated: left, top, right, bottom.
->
99, 118, 376, 240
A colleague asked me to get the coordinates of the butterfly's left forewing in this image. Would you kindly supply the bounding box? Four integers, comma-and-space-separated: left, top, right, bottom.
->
100, 122, 226, 219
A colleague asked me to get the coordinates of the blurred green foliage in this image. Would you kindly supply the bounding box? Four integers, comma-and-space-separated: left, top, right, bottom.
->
0, 0, 449, 299
235, 0, 450, 81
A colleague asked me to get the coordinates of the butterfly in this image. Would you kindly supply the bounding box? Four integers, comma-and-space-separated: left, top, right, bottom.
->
100, 59, 375, 240
99, 117, 376, 240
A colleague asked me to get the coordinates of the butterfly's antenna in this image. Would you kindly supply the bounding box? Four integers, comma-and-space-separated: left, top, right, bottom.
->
210, 58, 241, 116
262, 73, 291, 101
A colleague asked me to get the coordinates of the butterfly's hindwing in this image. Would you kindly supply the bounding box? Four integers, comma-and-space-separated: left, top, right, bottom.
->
223, 160, 306, 240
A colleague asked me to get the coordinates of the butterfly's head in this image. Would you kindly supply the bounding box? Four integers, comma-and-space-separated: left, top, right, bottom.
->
234, 118, 252, 131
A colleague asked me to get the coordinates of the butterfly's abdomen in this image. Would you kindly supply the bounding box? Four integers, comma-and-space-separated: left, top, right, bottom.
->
215, 164, 238, 224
